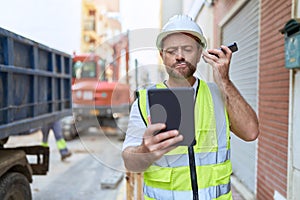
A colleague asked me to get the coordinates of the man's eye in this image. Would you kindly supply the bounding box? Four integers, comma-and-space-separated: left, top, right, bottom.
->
166, 49, 176, 54
183, 47, 193, 52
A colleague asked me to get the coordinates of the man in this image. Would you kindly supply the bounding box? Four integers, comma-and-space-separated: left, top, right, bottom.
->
122, 15, 259, 200
41, 120, 72, 161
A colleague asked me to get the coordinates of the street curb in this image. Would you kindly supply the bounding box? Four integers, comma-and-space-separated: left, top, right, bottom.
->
101, 172, 124, 189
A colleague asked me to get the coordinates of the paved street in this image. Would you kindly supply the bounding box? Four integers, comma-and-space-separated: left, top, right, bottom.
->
5, 127, 247, 200
6, 128, 126, 200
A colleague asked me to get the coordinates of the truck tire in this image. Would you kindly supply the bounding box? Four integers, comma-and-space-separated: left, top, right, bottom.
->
63, 130, 75, 141
61, 116, 78, 141
63, 129, 78, 141
0, 137, 9, 148
0, 172, 32, 200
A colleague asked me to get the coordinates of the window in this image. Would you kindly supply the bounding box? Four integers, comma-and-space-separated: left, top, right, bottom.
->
72, 61, 96, 78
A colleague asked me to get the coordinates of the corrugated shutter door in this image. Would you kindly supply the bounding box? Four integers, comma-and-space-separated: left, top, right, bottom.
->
222, 0, 259, 193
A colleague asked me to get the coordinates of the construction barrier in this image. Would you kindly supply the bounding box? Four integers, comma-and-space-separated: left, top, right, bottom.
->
126, 172, 143, 200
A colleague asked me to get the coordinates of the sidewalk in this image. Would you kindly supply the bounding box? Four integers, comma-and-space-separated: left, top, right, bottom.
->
231, 175, 255, 200
232, 185, 246, 200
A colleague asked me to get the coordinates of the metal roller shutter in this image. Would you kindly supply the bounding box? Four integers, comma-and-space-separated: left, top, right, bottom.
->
222, 0, 259, 194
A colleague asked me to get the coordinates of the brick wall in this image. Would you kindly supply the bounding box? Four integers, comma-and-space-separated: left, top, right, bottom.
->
257, 0, 291, 199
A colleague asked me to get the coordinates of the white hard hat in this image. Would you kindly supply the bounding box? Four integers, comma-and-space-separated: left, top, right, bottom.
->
156, 14, 207, 50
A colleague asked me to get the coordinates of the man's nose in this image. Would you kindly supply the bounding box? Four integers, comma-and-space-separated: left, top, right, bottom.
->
175, 48, 185, 60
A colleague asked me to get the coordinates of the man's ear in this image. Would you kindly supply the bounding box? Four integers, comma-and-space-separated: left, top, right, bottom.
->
159, 50, 163, 58
196, 48, 203, 63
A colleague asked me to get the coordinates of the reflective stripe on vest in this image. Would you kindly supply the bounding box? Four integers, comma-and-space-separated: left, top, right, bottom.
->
144, 183, 232, 200
138, 80, 232, 200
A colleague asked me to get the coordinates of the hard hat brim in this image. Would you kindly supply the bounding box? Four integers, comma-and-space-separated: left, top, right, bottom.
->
156, 30, 207, 50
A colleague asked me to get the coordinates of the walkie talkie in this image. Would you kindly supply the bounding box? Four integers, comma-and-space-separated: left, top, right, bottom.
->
226, 42, 238, 53
209, 42, 238, 57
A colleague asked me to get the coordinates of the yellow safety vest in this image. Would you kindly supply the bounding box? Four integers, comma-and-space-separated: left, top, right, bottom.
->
137, 80, 232, 200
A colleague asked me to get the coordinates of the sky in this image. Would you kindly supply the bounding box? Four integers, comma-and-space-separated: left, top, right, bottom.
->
120, 0, 160, 31
0, 0, 161, 55
120, 0, 162, 84
0, 0, 82, 54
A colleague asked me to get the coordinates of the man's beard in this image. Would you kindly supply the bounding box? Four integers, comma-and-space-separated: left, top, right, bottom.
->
166, 61, 196, 79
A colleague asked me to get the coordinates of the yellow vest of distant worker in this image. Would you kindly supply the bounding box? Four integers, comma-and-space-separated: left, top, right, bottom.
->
138, 80, 232, 200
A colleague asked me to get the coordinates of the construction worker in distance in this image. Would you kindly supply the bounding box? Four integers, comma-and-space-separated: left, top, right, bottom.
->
41, 120, 72, 161
122, 14, 259, 200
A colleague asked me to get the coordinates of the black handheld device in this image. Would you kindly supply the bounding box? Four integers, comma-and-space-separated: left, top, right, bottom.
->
147, 87, 195, 146
210, 42, 238, 57
226, 42, 238, 53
